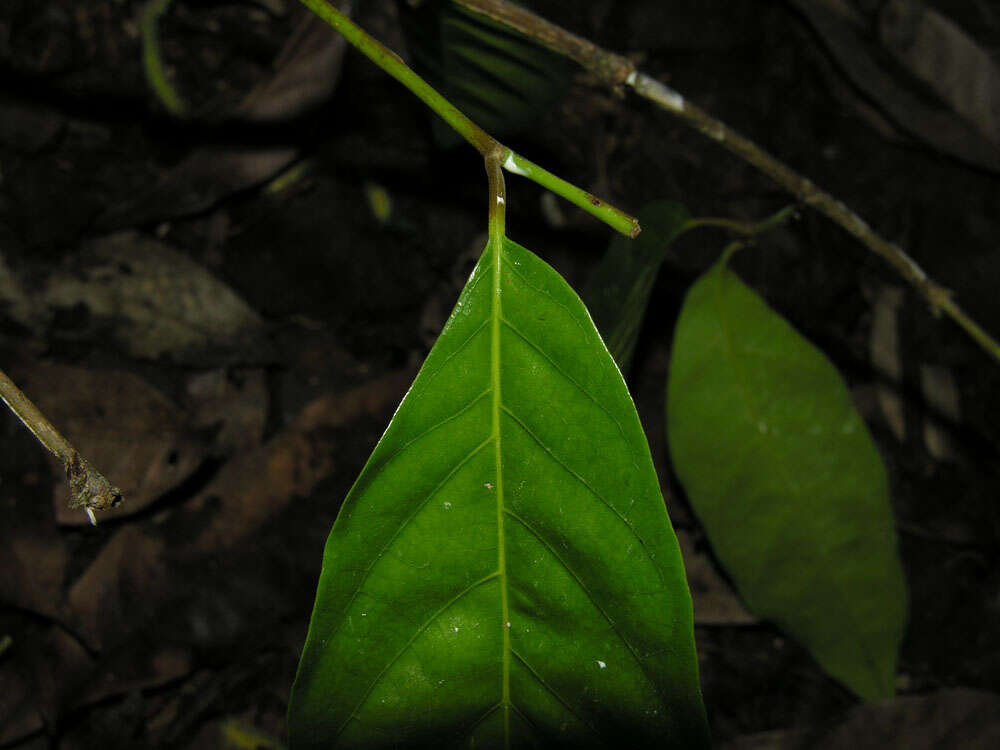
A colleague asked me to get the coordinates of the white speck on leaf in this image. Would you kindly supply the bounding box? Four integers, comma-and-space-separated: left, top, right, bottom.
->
443, 502, 452, 509
597, 660, 606, 669
484, 482, 494, 490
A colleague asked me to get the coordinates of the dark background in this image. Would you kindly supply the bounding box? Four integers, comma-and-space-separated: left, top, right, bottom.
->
1, 0, 998, 747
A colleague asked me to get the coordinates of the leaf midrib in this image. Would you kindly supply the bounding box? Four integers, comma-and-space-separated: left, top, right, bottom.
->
491, 238, 512, 746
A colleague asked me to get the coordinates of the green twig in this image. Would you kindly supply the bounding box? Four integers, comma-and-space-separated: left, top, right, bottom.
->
141, 0, 187, 116
296, 0, 638, 238
502, 152, 639, 238
486, 154, 507, 242
0, 368, 123, 525
452, 0, 1000, 365
687, 206, 797, 237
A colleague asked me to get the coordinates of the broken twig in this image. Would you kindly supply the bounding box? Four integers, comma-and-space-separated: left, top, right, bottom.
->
0, 368, 123, 524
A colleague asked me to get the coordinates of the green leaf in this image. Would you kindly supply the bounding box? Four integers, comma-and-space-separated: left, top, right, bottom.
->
583, 201, 691, 372
398, 0, 573, 144
289, 235, 709, 748
666, 259, 907, 700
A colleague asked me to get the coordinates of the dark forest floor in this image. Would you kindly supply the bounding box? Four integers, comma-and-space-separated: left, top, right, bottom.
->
1, 1, 999, 748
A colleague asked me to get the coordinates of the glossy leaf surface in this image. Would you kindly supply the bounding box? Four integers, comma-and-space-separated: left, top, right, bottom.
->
583, 201, 691, 372
289, 236, 709, 748
667, 260, 907, 700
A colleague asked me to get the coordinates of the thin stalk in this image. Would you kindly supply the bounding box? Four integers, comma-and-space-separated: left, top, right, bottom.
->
140, 0, 186, 116
0, 368, 122, 524
453, 0, 1000, 364
486, 153, 507, 241
502, 152, 639, 238
687, 206, 797, 237
297, 0, 639, 238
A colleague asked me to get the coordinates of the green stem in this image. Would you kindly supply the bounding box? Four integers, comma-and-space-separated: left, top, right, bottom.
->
501, 151, 639, 238
140, 0, 186, 116
297, 0, 639, 238
718, 241, 745, 267
452, 0, 1000, 364
687, 206, 796, 236
486, 155, 507, 241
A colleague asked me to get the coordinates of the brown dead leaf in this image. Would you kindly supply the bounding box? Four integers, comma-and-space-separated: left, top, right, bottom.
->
67, 525, 170, 650
186, 368, 414, 553
184, 368, 269, 457
43, 232, 271, 366
0, 532, 67, 619
10, 360, 211, 525
1, 367, 412, 742
96, 147, 301, 229
0, 626, 94, 746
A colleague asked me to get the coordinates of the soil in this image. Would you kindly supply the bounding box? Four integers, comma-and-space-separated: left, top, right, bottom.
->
1, 1, 998, 748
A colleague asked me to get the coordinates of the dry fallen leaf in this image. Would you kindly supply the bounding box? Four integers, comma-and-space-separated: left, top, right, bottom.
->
184, 368, 269, 457
0, 368, 414, 745
43, 232, 271, 366
9, 359, 212, 524
97, 3, 350, 228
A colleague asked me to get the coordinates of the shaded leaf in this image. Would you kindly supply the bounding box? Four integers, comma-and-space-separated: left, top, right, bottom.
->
878, 2, 1000, 151
583, 200, 691, 371
289, 237, 708, 748
0, 250, 35, 328
398, 0, 573, 144
97, 147, 301, 229
42, 232, 271, 366
666, 259, 906, 700
237, 8, 350, 123
788, 0, 1000, 170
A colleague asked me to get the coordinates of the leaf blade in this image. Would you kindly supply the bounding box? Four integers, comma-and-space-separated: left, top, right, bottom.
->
289, 237, 709, 748
667, 260, 907, 700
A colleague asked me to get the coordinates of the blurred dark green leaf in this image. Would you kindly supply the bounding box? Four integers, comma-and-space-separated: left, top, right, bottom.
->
666, 259, 907, 700
288, 235, 709, 748
583, 200, 691, 372
397, 0, 573, 144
